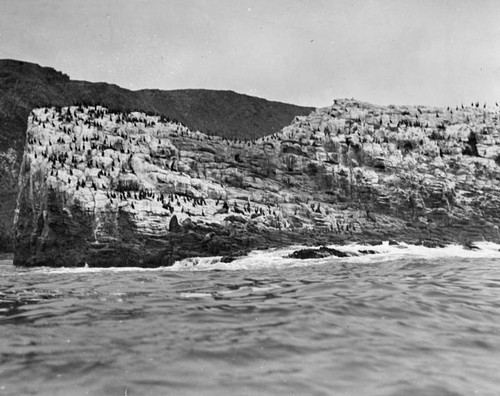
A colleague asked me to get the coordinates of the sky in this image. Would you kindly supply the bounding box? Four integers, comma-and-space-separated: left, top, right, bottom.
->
1, 0, 500, 108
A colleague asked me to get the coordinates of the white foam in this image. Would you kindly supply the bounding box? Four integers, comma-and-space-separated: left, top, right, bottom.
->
179, 284, 282, 299
23, 265, 169, 275
179, 292, 213, 299
20, 241, 500, 274
171, 241, 500, 271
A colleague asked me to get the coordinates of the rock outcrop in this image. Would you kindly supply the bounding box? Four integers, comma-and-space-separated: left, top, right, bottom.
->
0, 59, 314, 251
287, 246, 376, 259
13, 99, 500, 266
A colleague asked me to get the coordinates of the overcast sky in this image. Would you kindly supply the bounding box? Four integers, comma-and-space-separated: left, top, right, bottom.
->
1, 0, 500, 107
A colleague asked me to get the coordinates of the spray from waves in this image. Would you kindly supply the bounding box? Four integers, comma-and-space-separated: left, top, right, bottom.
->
18, 241, 500, 275
171, 241, 500, 271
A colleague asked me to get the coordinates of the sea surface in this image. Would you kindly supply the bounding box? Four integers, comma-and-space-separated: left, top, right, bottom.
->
1, 242, 500, 396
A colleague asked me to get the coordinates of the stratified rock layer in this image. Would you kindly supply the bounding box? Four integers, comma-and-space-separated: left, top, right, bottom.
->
14, 100, 500, 266
0, 59, 314, 251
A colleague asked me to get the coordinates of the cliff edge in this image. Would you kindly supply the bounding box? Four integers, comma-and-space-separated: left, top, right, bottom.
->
0, 59, 314, 251
14, 99, 500, 266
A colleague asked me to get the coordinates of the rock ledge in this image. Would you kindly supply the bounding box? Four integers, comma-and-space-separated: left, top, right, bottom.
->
13, 99, 500, 266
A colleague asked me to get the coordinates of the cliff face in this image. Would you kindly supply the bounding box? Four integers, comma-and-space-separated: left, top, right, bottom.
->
14, 99, 500, 266
0, 59, 314, 251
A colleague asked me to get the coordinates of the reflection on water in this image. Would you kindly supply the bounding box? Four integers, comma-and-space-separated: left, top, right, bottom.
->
1, 249, 500, 395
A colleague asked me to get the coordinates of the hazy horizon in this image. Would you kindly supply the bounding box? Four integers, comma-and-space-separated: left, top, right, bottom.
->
1, 0, 499, 108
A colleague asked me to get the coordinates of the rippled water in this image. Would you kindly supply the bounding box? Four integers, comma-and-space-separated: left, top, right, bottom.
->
1, 244, 500, 396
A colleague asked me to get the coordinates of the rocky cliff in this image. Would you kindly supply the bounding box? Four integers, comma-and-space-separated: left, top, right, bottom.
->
13, 99, 500, 266
0, 59, 314, 251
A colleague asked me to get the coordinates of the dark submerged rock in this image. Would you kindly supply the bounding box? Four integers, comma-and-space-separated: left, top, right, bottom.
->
463, 242, 480, 250
288, 246, 357, 260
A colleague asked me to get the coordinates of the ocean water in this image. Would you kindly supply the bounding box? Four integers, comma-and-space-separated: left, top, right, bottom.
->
1, 242, 500, 396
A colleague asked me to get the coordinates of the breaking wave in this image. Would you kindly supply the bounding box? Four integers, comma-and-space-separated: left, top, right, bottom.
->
21, 241, 500, 274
